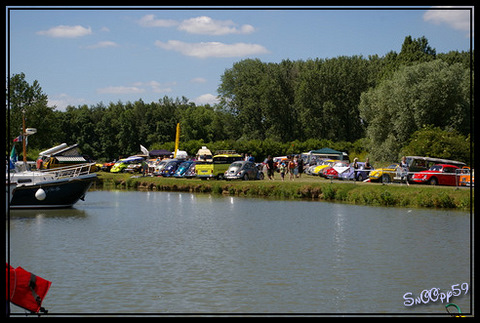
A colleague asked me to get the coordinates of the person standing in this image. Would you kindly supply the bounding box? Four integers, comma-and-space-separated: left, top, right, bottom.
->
279, 160, 287, 181
399, 156, 410, 186
266, 155, 275, 180
297, 156, 304, 178
288, 156, 296, 181
352, 157, 359, 181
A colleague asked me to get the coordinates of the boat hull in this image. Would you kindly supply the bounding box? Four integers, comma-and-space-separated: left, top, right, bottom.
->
9, 174, 96, 209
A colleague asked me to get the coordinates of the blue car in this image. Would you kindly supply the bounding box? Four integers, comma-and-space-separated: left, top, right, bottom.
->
159, 159, 184, 177
174, 161, 197, 178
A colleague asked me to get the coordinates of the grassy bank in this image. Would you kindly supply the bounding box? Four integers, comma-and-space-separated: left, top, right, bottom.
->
94, 172, 473, 211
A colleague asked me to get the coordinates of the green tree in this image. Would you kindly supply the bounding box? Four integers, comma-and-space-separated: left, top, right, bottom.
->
7, 73, 58, 152
400, 126, 472, 165
359, 60, 471, 162
398, 35, 436, 65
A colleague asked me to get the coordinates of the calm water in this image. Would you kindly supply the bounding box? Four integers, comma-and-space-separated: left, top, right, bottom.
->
7, 190, 472, 315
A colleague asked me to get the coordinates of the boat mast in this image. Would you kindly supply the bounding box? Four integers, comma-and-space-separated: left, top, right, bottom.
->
22, 109, 27, 164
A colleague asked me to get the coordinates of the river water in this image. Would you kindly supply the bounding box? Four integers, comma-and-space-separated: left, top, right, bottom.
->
7, 190, 472, 315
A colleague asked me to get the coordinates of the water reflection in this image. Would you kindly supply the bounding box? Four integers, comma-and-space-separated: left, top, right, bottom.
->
9, 208, 87, 219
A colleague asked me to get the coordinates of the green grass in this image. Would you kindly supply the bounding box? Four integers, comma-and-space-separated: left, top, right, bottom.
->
94, 172, 473, 211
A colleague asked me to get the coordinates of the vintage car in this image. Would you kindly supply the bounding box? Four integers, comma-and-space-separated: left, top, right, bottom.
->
110, 156, 144, 173
411, 164, 460, 186
195, 151, 243, 180
158, 159, 184, 177
312, 160, 338, 176
224, 161, 264, 180
338, 162, 375, 181
101, 161, 115, 172
152, 160, 169, 176
321, 161, 349, 179
369, 164, 400, 183
458, 167, 474, 187
174, 161, 197, 178
404, 156, 465, 180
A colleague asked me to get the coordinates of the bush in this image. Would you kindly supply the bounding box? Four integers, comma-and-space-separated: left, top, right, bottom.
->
400, 126, 472, 165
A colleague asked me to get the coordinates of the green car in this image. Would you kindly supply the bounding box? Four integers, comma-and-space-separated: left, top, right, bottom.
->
110, 156, 144, 173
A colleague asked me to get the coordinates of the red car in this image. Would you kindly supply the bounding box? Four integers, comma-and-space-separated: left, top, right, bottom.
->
411, 164, 460, 186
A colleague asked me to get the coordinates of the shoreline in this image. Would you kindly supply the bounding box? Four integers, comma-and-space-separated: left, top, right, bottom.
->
93, 172, 473, 211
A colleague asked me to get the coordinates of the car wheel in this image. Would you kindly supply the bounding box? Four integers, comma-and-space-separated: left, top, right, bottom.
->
357, 173, 364, 181
428, 177, 438, 185
258, 172, 264, 180
382, 174, 391, 184
243, 174, 249, 181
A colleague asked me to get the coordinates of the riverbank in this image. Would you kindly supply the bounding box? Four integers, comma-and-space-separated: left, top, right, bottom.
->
94, 172, 473, 211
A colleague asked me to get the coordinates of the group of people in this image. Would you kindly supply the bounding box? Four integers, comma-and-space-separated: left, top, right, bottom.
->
265, 155, 304, 181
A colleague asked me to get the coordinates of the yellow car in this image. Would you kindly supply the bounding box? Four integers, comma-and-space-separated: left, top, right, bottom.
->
369, 163, 399, 183
312, 160, 338, 176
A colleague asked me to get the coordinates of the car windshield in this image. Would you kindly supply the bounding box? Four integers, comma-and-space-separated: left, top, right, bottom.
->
230, 162, 243, 168
430, 165, 443, 171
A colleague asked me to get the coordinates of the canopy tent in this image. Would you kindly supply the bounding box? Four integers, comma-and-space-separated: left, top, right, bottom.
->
307, 148, 349, 161
149, 149, 172, 158
310, 148, 343, 155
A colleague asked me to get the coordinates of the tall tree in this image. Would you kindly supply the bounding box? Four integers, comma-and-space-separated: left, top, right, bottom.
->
6, 73, 58, 151
359, 60, 470, 162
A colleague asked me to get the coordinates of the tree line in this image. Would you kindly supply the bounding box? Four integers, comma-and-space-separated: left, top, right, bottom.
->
6, 36, 473, 164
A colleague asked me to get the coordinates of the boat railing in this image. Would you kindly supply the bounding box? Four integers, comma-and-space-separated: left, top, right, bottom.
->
40, 163, 96, 179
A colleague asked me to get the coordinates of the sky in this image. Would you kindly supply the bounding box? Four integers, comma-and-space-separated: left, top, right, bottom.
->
7, 6, 474, 111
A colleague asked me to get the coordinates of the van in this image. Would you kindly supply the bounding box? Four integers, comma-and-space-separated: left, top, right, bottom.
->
195, 151, 242, 179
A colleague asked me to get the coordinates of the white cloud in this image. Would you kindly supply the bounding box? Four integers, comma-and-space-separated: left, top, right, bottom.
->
178, 16, 255, 35
133, 81, 175, 93
37, 25, 92, 38
97, 86, 145, 95
190, 77, 207, 83
97, 81, 175, 96
423, 7, 473, 34
137, 14, 255, 35
85, 41, 119, 49
137, 14, 178, 28
193, 93, 219, 105
155, 40, 269, 58
48, 93, 88, 111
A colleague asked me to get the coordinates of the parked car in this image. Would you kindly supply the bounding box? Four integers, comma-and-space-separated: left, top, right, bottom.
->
411, 164, 460, 186
304, 158, 326, 175
404, 156, 465, 181
124, 162, 143, 174
224, 161, 264, 180
458, 167, 474, 187
174, 161, 197, 178
157, 159, 183, 177
321, 161, 349, 179
101, 161, 115, 172
110, 156, 144, 173
369, 164, 399, 183
153, 159, 169, 176
338, 162, 375, 181
312, 160, 338, 176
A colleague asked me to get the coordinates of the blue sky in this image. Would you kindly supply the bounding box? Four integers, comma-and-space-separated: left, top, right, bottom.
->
7, 6, 473, 110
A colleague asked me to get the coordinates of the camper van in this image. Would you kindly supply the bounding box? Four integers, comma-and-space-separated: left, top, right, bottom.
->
195, 151, 242, 180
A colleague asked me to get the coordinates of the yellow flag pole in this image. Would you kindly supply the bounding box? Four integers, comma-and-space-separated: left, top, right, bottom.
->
174, 123, 180, 158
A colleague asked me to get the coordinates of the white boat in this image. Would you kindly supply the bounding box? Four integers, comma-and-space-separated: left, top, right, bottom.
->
6, 163, 97, 209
